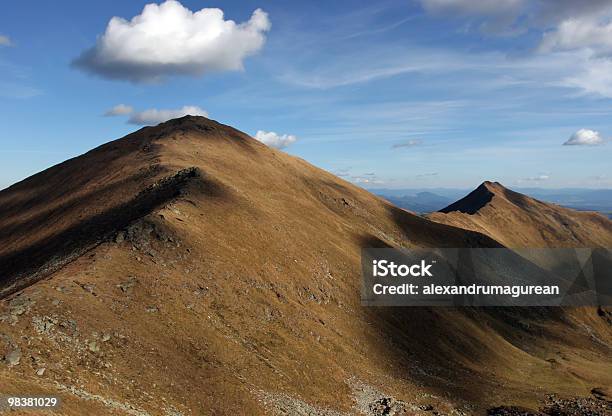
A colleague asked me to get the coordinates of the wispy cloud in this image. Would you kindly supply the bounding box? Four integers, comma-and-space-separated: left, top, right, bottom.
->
393, 139, 423, 148
274, 0, 612, 101
518, 174, 550, 182
330, 166, 384, 185
419, 0, 525, 34
101, 104, 207, 125
104, 104, 134, 116
332, 167, 352, 177
351, 175, 384, 185
0, 35, 12, 47
0, 82, 42, 99
416, 172, 439, 179
128, 105, 208, 125
279, 47, 471, 89
340, 16, 415, 41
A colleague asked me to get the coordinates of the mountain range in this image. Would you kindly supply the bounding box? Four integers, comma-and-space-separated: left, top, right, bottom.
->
0, 116, 610, 415
374, 188, 612, 218
429, 181, 612, 248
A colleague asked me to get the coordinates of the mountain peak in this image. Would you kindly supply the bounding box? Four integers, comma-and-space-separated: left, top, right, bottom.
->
480, 180, 505, 192
439, 181, 499, 214
160, 114, 212, 125
119, 115, 258, 152
154, 114, 220, 133
432, 181, 612, 248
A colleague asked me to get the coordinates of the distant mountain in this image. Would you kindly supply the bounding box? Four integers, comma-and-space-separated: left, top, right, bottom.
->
373, 187, 612, 216
380, 191, 453, 213
516, 188, 612, 213
429, 181, 612, 248
373, 187, 469, 201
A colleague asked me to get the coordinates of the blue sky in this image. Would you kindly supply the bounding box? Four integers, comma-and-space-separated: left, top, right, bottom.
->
1, 0, 611, 190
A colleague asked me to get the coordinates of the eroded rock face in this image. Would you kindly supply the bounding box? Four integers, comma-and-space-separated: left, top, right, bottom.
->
368, 397, 407, 415
541, 394, 612, 416
256, 378, 412, 416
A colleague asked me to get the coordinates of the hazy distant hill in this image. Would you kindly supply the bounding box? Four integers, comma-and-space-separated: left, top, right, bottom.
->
378, 191, 453, 213
374, 187, 612, 216
516, 188, 612, 216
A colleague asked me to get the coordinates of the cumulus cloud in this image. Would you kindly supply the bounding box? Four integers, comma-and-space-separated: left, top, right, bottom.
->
563, 128, 605, 145
73, 0, 270, 83
254, 130, 297, 149
0, 35, 11, 46
104, 104, 134, 116
128, 105, 208, 125
392, 139, 422, 148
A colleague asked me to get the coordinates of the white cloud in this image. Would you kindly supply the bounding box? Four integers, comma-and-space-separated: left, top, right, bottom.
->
0, 35, 11, 46
128, 105, 208, 125
392, 139, 422, 148
254, 130, 297, 149
104, 104, 134, 116
540, 17, 612, 56
563, 128, 605, 145
413, 1, 612, 96
562, 55, 612, 97
73, 0, 270, 83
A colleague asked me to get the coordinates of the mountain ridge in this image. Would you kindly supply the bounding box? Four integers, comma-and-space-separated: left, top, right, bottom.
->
0, 117, 610, 415
430, 180, 612, 248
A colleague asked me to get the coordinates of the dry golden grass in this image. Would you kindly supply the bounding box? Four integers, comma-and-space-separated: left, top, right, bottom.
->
0, 117, 610, 415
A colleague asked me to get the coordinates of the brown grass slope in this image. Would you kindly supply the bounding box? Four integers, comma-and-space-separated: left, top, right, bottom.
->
429, 181, 612, 248
0, 117, 610, 415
